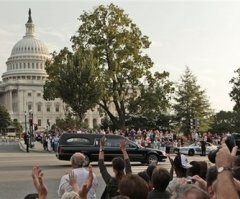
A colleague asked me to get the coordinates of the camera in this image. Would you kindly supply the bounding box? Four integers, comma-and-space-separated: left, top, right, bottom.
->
186, 176, 193, 184
208, 135, 236, 163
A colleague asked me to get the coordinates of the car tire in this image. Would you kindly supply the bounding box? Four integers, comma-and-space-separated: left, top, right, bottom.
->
188, 149, 195, 156
83, 154, 90, 166
147, 154, 158, 165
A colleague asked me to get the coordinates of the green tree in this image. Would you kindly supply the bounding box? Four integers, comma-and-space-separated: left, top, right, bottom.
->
55, 112, 86, 131
128, 71, 174, 122
12, 119, 23, 137
155, 113, 176, 131
71, 3, 172, 129
229, 68, 240, 131
174, 67, 212, 135
44, 48, 103, 122
0, 105, 11, 132
209, 111, 235, 133
100, 116, 114, 130
230, 68, 240, 112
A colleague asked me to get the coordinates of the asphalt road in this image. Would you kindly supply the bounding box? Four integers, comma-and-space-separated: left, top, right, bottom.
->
0, 142, 208, 199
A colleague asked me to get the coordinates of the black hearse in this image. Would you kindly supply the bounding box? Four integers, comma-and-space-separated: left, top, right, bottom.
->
56, 133, 167, 165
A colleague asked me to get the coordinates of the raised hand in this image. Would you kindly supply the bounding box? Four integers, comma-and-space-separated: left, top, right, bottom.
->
79, 165, 94, 199
216, 143, 233, 168
32, 166, 48, 199
100, 136, 105, 148
167, 154, 174, 165
68, 170, 79, 193
231, 146, 238, 157
120, 139, 127, 152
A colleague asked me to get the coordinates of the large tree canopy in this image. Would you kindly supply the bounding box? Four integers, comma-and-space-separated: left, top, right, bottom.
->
209, 111, 236, 133
128, 71, 174, 121
44, 3, 173, 129
174, 67, 212, 135
44, 48, 103, 121
71, 3, 173, 128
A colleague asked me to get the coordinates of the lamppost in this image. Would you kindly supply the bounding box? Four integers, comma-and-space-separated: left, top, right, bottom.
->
29, 110, 33, 148
24, 111, 27, 135
24, 111, 29, 152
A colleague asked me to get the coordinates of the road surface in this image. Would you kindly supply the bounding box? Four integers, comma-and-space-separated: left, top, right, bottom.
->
0, 141, 208, 199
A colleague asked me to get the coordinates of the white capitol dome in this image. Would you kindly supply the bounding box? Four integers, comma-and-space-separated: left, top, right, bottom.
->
11, 37, 49, 56
2, 9, 50, 81
0, 9, 99, 130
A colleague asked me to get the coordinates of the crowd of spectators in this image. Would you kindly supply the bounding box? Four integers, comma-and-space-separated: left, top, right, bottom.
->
26, 133, 240, 199
33, 128, 226, 155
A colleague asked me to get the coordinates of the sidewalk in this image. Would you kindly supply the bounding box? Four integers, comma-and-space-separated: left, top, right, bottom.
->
18, 139, 45, 152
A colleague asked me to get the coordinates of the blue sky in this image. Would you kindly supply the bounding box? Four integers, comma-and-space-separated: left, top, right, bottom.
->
0, 0, 240, 112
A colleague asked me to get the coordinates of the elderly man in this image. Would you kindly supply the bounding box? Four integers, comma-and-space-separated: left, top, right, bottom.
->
57, 152, 98, 198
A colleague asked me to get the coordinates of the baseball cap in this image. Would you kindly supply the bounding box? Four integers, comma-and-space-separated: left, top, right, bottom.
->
174, 154, 192, 169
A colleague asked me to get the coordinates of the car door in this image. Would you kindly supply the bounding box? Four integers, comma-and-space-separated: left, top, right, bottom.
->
103, 137, 122, 161
125, 139, 145, 162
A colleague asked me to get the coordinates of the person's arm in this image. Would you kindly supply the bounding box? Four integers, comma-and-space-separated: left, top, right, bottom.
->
79, 165, 94, 199
98, 136, 105, 160
57, 176, 70, 197
167, 154, 174, 180
98, 136, 111, 183
120, 139, 132, 174
216, 143, 239, 199
32, 166, 48, 199
68, 170, 80, 193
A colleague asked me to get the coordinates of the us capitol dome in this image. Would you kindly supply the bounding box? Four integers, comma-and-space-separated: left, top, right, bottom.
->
0, 9, 101, 131
0, 9, 65, 131
2, 9, 49, 82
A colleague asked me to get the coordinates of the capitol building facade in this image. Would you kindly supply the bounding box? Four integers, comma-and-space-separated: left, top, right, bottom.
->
0, 10, 101, 130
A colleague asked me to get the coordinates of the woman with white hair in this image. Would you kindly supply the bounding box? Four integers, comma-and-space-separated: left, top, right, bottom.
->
30, 164, 94, 199
57, 152, 98, 199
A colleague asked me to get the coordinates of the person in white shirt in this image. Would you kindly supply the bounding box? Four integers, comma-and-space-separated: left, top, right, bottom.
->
57, 152, 98, 198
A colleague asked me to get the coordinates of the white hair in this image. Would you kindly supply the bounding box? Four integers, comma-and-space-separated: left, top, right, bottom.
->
70, 152, 85, 168
61, 191, 80, 199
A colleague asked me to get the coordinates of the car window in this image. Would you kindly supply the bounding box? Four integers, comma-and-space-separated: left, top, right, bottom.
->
95, 138, 121, 147
127, 141, 137, 148
105, 138, 120, 147
66, 137, 91, 145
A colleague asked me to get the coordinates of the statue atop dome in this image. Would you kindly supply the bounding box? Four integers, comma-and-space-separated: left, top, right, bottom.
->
27, 8, 32, 23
